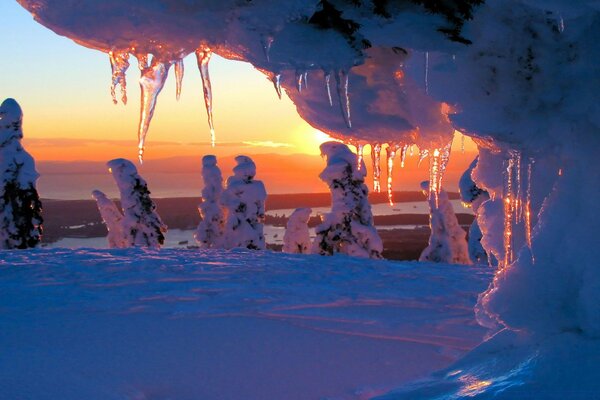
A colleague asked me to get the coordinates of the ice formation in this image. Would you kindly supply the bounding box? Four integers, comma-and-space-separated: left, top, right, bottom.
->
0, 99, 43, 250
195, 155, 225, 249
107, 158, 167, 248
91, 189, 127, 249
221, 155, 267, 250
312, 142, 382, 259
282, 207, 312, 254
419, 181, 470, 265
195, 47, 215, 147
109, 50, 130, 105
459, 157, 491, 265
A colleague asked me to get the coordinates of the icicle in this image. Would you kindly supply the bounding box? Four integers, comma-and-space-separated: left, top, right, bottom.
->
525, 157, 534, 262
371, 143, 382, 193
424, 52, 429, 94
438, 140, 453, 191
295, 70, 304, 92
356, 143, 364, 171
135, 53, 149, 71
461, 134, 465, 153
418, 149, 429, 167
428, 148, 441, 208
514, 151, 523, 223
558, 14, 565, 33
137, 58, 171, 163
109, 50, 130, 105
303, 71, 309, 88
195, 47, 215, 147
503, 153, 516, 268
335, 69, 352, 128
410, 144, 414, 157
400, 144, 409, 168
261, 35, 274, 62
174, 58, 184, 101
386, 144, 399, 205
324, 71, 333, 106
271, 73, 282, 100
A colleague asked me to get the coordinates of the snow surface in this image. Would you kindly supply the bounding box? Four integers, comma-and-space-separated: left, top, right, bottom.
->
0, 248, 491, 400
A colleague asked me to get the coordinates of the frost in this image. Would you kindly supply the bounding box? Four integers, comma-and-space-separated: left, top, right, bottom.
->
196, 47, 215, 147
282, 207, 312, 254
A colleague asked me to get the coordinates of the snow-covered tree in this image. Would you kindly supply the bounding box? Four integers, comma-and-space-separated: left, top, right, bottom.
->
312, 142, 382, 259
0, 98, 43, 249
221, 155, 266, 250
459, 157, 492, 265
91, 189, 127, 249
419, 181, 470, 264
283, 207, 312, 254
195, 155, 225, 248
107, 158, 166, 248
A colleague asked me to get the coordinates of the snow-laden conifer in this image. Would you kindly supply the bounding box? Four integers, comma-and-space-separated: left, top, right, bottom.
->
195, 155, 225, 248
0, 98, 43, 249
107, 158, 166, 248
91, 189, 127, 248
459, 157, 492, 265
221, 155, 266, 250
283, 207, 312, 254
419, 181, 470, 264
312, 142, 382, 259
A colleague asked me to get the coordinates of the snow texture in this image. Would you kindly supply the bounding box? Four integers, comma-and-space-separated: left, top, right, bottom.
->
0, 98, 43, 249
91, 189, 127, 249
282, 207, 312, 254
221, 155, 267, 250
459, 157, 491, 265
107, 158, 167, 248
0, 248, 492, 400
419, 181, 470, 265
194, 155, 225, 248
312, 142, 383, 259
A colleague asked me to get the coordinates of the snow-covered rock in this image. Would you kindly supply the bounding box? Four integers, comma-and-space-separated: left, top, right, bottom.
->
312, 142, 382, 259
221, 155, 267, 250
195, 155, 225, 249
282, 207, 312, 254
107, 158, 167, 248
0, 98, 43, 249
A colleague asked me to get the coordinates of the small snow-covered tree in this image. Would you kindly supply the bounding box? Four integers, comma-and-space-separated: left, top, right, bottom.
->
459, 157, 492, 265
195, 155, 225, 248
283, 207, 312, 254
0, 98, 43, 249
312, 142, 382, 259
419, 181, 470, 264
107, 158, 166, 248
221, 155, 267, 250
91, 189, 127, 248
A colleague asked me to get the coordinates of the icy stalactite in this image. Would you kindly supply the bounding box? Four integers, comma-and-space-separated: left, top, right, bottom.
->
418, 148, 429, 167
174, 58, 184, 101
134, 53, 149, 70
295, 70, 304, 92
195, 47, 215, 147
429, 148, 441, 208
324, 71, 333, 106
371, 143, 382, 193
400, 144, 409, 168
355, 143, 364, 171
438, 140, 453, 191
303, 71, 309, 89
335, 69, 352, 128
386, 144, 399, 206
271, 73, 282, 99
514, 151, 522, 223
137, 58, 171, 163
525, 157, 534, 259
261, 35, 274, 62
503, 153, 516, 268
425, 51, 429, 94
109, 50, 130, 105
461, 134, 465, 153
410, 145, 414, 157
558, 15, 565, 33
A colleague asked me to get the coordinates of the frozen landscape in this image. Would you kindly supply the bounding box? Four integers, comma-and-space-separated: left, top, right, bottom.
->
2, 0, 600, 398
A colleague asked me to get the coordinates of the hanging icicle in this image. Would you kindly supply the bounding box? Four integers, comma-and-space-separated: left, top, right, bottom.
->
514, 151, 523, 223
525, 157, 535, 262
174, 58, 184, 101
428, 148, 441, 208
109, 50, 130, 105
324, 71, 333, 106
271, 73, 282, 99
335, 69, 352, 128
195, 47, 216, 147
371, 143, 382, 193
461, 134, 465, 153
134, 53, 149, 71
410, 144, 414, 157
386, 144, 399, 205
400, 144, 409, 168
356, 143, 365, 171
438, 139, 453, 192
137, 58, 172, 163
418, 148, 429, 167
303, 71, 309, 88
503, 153, 517, 268
261, 35, 274, 62
296, 70, 304, 92
424, 52, 429, 94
